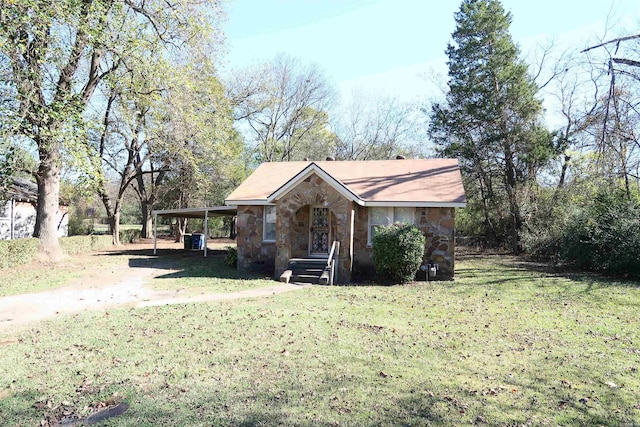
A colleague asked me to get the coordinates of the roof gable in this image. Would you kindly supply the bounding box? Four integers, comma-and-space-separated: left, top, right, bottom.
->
266, 162, 363, 205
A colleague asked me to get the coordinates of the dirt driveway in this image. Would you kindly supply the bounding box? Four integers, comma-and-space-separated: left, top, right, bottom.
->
0, 241, 307, 332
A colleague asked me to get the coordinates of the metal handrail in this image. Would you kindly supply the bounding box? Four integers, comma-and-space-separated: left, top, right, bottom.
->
326, 241, 340, 285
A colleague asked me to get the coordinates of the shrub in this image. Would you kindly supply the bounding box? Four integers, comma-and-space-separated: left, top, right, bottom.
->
0, 238, 40, 269
521, 188, 571, 262
225, 246, 237, 268
59, 235, 113, 255
560, 189, 640, 277
67, 216, 93, 236
119, 228, 140, 244
0, 236, 114, 269
371, 223, 425, 284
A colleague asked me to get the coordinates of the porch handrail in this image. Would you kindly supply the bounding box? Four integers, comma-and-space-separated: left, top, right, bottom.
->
326, 240, 340, 285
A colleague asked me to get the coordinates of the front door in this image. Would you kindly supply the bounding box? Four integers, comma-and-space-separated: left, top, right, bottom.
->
310, 206, 330, 256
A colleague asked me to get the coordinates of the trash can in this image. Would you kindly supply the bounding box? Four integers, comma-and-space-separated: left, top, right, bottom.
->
191, 233, 204, 250
183, 234, 192, 250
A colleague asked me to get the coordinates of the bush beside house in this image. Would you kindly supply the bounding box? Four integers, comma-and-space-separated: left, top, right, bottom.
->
372, 223, 426, 284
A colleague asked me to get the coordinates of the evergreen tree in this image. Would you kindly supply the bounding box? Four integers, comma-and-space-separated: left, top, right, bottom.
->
429, 0, 555, 251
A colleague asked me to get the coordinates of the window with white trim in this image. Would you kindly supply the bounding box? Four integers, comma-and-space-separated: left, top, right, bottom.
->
367, 207, 415, 245
263, 205, 276, 241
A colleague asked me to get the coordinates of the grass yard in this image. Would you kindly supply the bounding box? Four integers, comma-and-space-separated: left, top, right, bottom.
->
0, 251, 639, 426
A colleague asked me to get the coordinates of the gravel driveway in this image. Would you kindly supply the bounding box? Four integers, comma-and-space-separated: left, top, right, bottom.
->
0, 267, 307, 332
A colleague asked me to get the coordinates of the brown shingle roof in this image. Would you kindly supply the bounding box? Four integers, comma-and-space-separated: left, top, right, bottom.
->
225, 158, 466, 206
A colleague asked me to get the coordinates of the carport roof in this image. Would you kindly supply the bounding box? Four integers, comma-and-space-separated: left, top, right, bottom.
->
152, 206, 237, 219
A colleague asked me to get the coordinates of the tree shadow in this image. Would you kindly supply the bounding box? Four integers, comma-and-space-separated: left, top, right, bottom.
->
95, 247, 271, 281
457, 250, 640, 290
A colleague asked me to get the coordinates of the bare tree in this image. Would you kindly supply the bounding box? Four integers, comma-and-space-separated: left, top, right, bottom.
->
229, 54, 336, 162
580, 33, 640, 196
331, 91, 420, 160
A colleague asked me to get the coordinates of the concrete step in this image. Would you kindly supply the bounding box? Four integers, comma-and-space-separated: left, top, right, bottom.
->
291, 274, 320, 284
281, 258, 331, 285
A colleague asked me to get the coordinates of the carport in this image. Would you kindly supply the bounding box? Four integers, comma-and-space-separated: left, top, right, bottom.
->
151, 206, 237, 257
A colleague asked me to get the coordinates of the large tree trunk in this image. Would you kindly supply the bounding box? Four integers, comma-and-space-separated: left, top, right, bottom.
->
33, 144, 64, 261
100, 192, 121, 246
503, 145, 523, 254
174, 218, 187, 243
109, 211, 121, 246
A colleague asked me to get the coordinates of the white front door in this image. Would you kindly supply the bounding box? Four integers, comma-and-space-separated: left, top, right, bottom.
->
309, 206, 330, 256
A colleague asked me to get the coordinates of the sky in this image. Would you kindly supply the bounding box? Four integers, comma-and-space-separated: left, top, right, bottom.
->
221, 0, 640, 110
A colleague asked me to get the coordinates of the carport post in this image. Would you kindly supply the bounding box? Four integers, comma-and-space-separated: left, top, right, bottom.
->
153, 213, 157, 255
204, 210, 208, 257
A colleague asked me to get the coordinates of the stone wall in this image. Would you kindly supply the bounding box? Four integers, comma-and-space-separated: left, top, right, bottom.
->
417, 207, 456, 279
236, 205, 276, 273
274, 174, 353, 283
290, 206, 309, 259
351, 206, 456, 280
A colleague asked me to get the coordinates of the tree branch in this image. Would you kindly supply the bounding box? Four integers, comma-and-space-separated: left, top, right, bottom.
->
581, 33, 640, 53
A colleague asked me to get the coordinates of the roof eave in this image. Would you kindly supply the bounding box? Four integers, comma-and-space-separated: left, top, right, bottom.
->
363, 201, 467, 208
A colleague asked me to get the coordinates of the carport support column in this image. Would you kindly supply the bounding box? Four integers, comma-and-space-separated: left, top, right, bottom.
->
153, 213, 157, 255
204, 210, 208, 257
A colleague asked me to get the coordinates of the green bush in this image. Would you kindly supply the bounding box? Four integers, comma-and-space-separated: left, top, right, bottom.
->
225, 246, 237, 268
119, 228, 140, 244
371, 223, 425, 284
0, 236, 114, 269
67, 216, 94, 236
560, 189, 640, 277
521, 188, 571, 262
59, 235, 113, 255
0, 238, 40, 269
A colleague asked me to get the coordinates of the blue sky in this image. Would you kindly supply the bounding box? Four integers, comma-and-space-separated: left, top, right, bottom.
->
221, 0, 640, 105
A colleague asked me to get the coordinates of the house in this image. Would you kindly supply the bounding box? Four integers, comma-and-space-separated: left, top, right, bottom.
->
225, 158, 466, 283
0, 177, 69, 240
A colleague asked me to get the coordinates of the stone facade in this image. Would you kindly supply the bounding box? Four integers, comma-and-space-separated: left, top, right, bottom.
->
236, 205, 276, 273
417, 207, 456, 279
351, 206, 456, 280
235, 175, 457, 281
274, 174, 353, 283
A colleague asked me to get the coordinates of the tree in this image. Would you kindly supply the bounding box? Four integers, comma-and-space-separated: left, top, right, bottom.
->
0, 0, 222, 259
229, 54, 336, 162
581, 34, 640, 197
331, 91, 420, 160
428, 0, 555, 251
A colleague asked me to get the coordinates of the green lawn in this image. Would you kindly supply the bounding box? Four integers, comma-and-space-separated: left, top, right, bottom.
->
0, 252, 638, 426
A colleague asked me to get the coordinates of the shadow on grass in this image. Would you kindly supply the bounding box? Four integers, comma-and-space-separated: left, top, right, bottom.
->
97, 247, 272, 281
456, 251, 640, 291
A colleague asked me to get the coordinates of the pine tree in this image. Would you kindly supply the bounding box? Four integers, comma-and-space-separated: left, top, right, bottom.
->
429, 0, 554, 251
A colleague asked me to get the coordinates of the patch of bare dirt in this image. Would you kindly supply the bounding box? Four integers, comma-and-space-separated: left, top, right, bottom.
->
0, 238, 302, 333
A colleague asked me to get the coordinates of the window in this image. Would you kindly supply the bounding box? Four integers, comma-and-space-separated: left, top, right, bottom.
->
263, 205, 276, 241
367, 207, 415, 245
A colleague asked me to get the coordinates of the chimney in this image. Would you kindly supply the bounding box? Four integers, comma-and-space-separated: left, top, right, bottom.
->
396, 155, 406, 160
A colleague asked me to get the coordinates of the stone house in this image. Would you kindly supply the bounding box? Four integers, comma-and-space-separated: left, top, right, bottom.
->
224, 158, 466, 283
1, 177, 69, 240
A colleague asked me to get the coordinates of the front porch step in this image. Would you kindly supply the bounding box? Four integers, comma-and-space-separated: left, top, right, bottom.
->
280, 258, 330, 285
